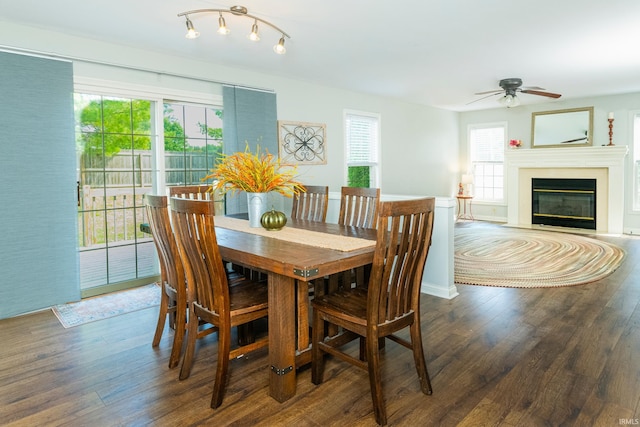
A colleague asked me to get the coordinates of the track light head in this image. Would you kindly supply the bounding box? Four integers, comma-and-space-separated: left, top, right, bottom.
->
274, 36, 286, 54
217, 13, 230, 35
185, 17, 200, 39
248, 21, 260, 41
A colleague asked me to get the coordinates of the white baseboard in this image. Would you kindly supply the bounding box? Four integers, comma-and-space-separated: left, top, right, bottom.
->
421, 282, 459, 300
471, 214, 507, 223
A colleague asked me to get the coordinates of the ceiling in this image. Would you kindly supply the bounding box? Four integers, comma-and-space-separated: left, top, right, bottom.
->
3, 0, 640, 111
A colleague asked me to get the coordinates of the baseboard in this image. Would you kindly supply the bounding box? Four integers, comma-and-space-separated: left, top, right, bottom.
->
471, 214, 507, 223
421, 282, 459, 299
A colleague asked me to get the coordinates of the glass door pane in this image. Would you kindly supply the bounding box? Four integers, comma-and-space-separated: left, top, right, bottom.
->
75, 94, 158, 292
163, 102, 223, 186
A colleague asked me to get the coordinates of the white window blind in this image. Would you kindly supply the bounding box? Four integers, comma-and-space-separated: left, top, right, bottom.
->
346, 113, 379, 165
470, 126, 505, 163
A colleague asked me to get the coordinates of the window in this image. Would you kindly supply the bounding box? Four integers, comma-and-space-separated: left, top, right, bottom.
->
345, 110, 380, 188
163, 102, 224, 186
468, 123, 506, 202
633, 112, 640, 210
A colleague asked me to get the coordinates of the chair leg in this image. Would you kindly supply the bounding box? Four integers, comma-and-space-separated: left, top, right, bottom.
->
366, 333, 387, 426
237, 322, 255, 346
409, 321, 432, 395
311, 309, 326, 385
152, 284, 169, 347
168, 297, 186, 369
211, 323, 232, 408
179, 305, 199, 380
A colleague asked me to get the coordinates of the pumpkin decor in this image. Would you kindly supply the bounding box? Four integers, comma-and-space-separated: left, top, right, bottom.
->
261, 209, 287, 231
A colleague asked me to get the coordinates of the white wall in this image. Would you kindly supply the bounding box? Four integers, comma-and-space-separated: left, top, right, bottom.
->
0, 22, 459, 200
458, 93, 640, 233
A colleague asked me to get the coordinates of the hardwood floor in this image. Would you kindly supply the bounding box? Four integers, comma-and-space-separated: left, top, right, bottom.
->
1, 222, 639, 426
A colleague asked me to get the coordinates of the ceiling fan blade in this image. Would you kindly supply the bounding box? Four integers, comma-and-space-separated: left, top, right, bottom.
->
521, 89, 562, 99
466, 92, 501, 105
474, 89, 503, 95
521, 86, 546, 91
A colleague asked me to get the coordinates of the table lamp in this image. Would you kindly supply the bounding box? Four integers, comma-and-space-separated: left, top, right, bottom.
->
461, 174, 474, 196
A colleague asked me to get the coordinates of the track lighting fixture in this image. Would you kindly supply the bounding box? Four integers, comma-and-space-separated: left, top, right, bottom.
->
178, 5, 291, 54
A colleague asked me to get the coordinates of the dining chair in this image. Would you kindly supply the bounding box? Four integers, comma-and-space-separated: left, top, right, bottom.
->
170, 197, 269, 408
144, 194, 187, 369
311, 197, 436, 426
338, 186, 380, 229
168, 184, 212, 200
170, 184, 262, 284
333, 186, 380, 290
289, 184, 329, 349
291, 185, 329, 222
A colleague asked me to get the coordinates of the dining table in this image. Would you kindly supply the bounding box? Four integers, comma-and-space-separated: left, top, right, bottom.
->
212, 216, 377, 403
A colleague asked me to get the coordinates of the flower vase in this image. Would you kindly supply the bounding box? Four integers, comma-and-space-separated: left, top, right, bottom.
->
247, 192, 268, 227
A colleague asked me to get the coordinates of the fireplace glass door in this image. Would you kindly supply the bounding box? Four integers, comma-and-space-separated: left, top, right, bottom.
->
532, 178, 596, 229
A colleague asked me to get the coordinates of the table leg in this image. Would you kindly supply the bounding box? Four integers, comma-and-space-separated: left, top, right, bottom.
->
268, 272, 297, 402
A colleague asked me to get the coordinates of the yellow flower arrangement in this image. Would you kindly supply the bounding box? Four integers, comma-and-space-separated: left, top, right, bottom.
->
204, 144, 305, 197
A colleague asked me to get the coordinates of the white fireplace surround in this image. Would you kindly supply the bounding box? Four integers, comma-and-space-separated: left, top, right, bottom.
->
505, 146, 628, 234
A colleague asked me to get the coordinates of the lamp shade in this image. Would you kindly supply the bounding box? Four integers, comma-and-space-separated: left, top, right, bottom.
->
461, 174, 474, 185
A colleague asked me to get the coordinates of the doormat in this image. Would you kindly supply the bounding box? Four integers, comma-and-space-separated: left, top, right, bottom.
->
52, 283, 161, 328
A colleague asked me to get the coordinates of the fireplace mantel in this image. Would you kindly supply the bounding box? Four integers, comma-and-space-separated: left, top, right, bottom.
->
505, 146, 628, 233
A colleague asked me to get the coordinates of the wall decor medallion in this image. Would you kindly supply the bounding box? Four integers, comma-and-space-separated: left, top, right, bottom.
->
278, 121, 327, 164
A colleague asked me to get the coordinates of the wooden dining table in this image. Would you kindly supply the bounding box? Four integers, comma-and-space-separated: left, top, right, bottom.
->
213, 217, 377, 403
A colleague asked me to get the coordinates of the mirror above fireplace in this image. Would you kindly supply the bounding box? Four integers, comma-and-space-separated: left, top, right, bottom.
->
531, 106, 594, 148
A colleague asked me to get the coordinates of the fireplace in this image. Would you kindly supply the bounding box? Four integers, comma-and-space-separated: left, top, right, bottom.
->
531, 178, 596, 229
505, 146, 628, 233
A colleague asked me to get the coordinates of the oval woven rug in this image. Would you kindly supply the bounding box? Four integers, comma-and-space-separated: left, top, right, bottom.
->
455, 227, 625, 288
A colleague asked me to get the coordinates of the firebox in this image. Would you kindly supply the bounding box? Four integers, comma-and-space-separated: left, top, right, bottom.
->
531, 178, 596, 230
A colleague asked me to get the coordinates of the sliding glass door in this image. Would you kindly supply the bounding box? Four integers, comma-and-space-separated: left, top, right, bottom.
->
74, 94, 156, 294
74, 95, 224, 295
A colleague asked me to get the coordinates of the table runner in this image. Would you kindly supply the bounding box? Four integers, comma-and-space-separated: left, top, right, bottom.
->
214, 217, 375, 252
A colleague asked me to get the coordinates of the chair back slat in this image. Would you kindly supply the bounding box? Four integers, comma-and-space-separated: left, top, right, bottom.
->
368, 198, 435, 324
170, 197, 229, 320
338, 187, 380, 229
291, 185, 329, 222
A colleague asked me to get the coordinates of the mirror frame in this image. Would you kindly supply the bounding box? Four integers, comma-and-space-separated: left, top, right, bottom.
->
531, 106, 594, 148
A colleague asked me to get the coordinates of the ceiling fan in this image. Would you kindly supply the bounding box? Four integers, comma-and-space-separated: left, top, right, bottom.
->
469, 78, 562, 107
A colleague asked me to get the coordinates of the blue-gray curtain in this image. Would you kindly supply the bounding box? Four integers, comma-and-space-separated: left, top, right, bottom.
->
0, 51, 80, 318
222, 85, 278, 214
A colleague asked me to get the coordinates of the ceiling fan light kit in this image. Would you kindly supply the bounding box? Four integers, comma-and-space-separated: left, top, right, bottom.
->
177, 5, 290, 54
498, 93, 520, 108
470, 77, 562, 107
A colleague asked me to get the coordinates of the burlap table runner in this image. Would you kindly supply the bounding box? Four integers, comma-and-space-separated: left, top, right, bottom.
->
214, 217, 375, 252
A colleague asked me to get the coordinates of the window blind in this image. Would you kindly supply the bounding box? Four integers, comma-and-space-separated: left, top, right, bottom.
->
0, 51, 79, 319
346, 113, 379, 165
222, 85, 278, 214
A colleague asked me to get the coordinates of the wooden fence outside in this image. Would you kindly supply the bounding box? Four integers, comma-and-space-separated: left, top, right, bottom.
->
78, 150, 214, 247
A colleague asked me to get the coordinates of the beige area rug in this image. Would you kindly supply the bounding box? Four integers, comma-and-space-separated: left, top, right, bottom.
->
52, 284, 161, 328
454, 227, 625, 288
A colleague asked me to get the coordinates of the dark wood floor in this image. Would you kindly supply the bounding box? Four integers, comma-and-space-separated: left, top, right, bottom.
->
2, 222, 639, 426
